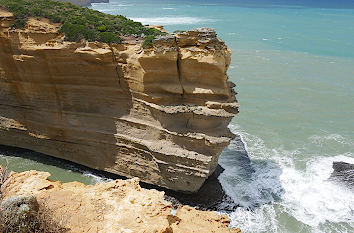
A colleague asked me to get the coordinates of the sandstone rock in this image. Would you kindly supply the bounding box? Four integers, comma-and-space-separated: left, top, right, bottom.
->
1, 169, 241, 233
0, 12, 238, 192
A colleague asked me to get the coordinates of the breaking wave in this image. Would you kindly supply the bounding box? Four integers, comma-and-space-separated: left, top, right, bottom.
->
219, 124, 354, 233
129, 16, 216, 25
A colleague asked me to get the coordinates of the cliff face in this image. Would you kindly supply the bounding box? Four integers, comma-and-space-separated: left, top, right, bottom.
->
0, 11, 238, 192
1, 168, 241, 232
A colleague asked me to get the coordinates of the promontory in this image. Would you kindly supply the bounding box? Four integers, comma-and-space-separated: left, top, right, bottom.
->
0, 0, 239, 192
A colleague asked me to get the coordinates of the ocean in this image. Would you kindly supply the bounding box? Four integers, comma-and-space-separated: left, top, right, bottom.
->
1, 0, 354, 232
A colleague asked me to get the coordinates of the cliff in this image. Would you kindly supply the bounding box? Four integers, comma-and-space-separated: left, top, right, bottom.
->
0, 10, 239, 192
1, 168, 241, 232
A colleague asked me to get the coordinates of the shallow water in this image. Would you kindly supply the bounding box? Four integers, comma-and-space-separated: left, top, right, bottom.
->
1, 0, 354, 232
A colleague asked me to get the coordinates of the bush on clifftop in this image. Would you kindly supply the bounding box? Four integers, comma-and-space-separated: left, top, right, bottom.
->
0, 0, 166, 44
0, 196, 68, 233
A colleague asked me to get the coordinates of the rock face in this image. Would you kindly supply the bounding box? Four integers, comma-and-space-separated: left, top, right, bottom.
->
1, 169, 241, 233
0, 11, 238, 192
329, 161, 354, 189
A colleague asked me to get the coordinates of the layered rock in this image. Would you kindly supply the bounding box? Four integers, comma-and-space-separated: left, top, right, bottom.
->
1, 168, 241, 233
0, 11, 238, 192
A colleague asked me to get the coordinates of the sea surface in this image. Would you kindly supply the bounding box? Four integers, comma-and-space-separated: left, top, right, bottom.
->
1, 0, 354, 232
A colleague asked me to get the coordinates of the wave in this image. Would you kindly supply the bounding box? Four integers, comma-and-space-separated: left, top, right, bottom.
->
129, 17, 216, 25
219, 124, 354, 232
82, 171, 112, 184
309, 133, 353, 146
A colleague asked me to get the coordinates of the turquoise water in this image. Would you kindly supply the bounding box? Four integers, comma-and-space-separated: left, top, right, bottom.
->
1, 0, 354, 232
91, 1, 354, 232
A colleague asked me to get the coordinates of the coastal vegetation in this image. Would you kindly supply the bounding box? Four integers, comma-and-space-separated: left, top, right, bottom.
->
0, 165, 67, 233
0, 0, 166, 44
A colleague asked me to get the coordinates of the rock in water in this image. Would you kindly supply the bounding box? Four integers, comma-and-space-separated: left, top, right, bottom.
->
329, 161, 354, 189
0, 12, 238, 192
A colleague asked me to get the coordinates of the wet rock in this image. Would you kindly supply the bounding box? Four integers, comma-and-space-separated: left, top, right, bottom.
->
329, 161, 354, 189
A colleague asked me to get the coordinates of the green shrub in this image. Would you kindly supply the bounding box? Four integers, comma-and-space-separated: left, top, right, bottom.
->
173, 30, 186, 34
0, 0, 166, 44
142, 35, 154, 48
99, 31, 121, 44
0, 196, 68, 233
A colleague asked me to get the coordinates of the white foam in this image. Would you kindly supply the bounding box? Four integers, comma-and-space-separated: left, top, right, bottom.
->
82, 171, 112, 184
220, 124, 354, 232
129, 17, 215, 25
309, 134, 352, 146
280, 154, 354, 227
228, 205, 278, 232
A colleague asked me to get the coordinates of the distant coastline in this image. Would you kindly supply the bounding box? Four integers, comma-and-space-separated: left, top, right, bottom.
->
55, 0, 109, 7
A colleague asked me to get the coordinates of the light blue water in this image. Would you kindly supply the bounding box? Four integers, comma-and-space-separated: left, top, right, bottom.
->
90, 0, 354, 232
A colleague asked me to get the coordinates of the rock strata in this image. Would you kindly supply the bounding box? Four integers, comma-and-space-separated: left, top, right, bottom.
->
1, 168, 241, 233
0, 11, 238, 192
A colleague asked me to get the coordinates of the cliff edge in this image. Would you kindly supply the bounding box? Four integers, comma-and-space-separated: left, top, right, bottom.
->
0, 10, 239, 192
0, 167, 241, 232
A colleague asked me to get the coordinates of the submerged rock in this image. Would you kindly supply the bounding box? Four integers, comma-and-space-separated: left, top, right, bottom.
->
329, 161, 354, 189
0, 11, 238, 192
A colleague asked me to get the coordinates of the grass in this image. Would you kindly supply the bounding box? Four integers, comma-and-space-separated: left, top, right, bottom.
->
0, 0, 166, 44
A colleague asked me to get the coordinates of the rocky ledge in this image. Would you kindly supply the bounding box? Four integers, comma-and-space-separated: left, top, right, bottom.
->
0, 167, 241, 232
0, 11, 238, 192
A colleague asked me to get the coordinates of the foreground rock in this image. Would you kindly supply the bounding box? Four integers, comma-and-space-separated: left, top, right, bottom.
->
329, 161, 354, 189
0, 11, 238, 192
1, 169, 241, 233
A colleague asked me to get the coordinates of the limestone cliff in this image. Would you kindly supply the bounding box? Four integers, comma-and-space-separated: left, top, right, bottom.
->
1, 168, 241, 233
0, 11, 239, 192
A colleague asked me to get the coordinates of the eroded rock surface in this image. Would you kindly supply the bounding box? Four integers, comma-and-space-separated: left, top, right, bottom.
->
0, 11, 238, 192
1, 169, 241, 233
